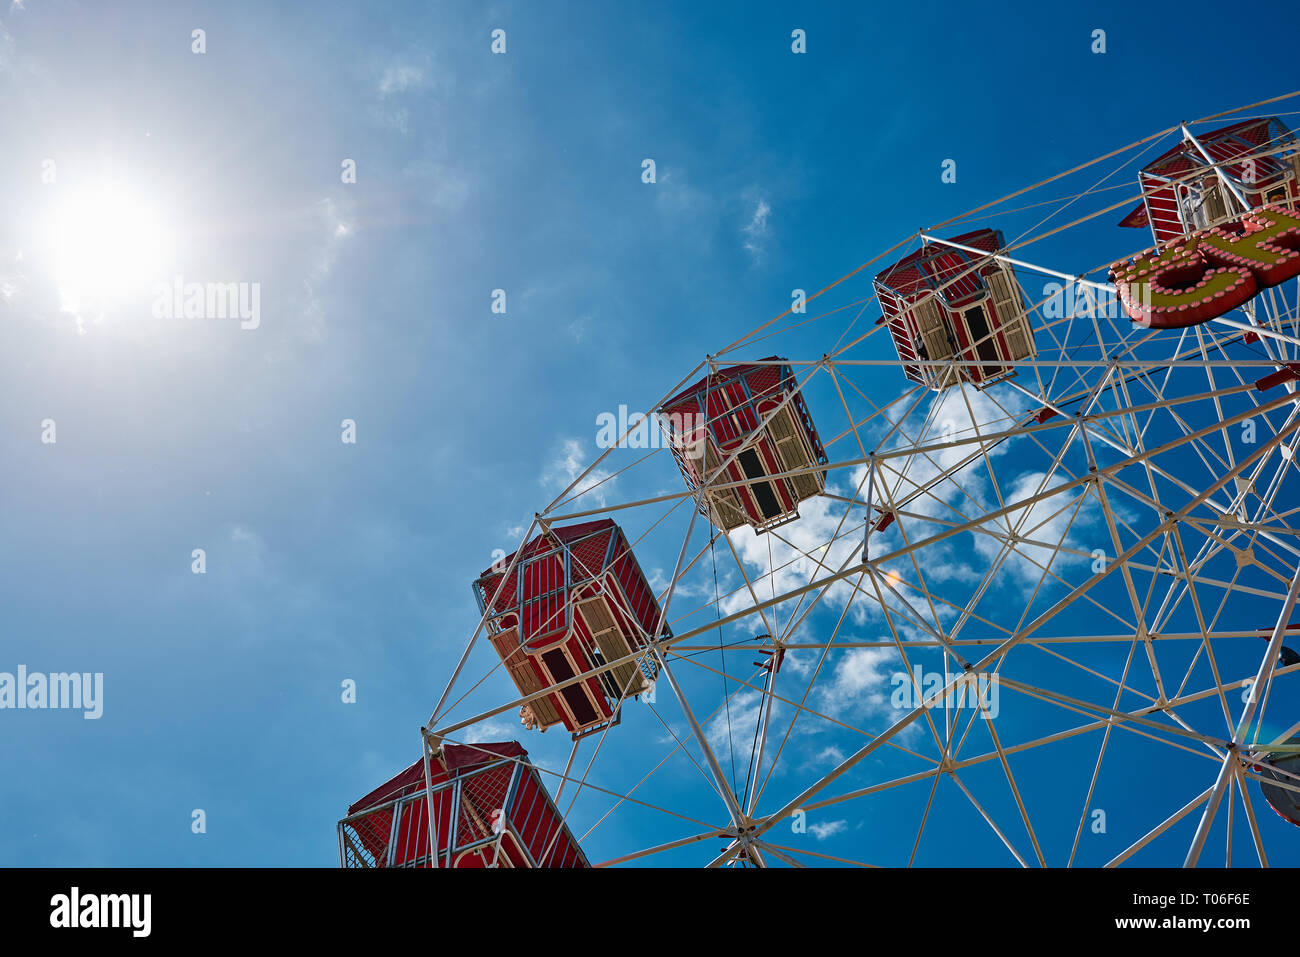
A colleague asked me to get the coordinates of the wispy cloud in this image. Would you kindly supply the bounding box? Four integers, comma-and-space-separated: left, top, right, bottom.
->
567, 314, 591, 343
378, 63, 426, 96
741, 197, 772, 261
797, 744, 847, 772
0, 251, 25, 307
542, 438, 615, 508
705, 689, 778, 757
648, 566, 715, 603
371, 57, 434, 133
313, 197, 353, 275
972, 470, 1094, 588
818, 646, 896, 718
809, 818, 849, 840
227, 524, 273, 585
300, 196, 354, 337
718, 480, 869, 623
0, 19, 16, 74
463, 718, 518, 744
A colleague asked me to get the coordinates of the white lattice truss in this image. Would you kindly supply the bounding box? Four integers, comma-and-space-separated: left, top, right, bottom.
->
423, 91, 1300, 868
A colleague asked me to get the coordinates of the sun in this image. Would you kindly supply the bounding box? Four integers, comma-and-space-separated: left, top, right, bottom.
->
48, 180, 169, 315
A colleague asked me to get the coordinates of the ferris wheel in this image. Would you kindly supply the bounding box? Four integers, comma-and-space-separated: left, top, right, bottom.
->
339, 92, 1300, 869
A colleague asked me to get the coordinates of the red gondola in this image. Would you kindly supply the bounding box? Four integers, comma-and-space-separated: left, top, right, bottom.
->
1118, 117, 1300, 244
473, 520, 663, 738
337, 740, 587, 868
656, 358, 827, 534
1109, 120, 1300, 329
875, 228, 1035, 391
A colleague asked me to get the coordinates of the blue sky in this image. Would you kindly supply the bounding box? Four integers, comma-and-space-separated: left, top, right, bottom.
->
1, 0, 1299, 868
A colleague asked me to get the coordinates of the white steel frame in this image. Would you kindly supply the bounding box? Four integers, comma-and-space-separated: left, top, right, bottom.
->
416, 91, 1300, 868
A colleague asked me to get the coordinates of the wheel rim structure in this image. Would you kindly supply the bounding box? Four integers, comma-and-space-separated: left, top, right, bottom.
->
418, 92, 1300, 869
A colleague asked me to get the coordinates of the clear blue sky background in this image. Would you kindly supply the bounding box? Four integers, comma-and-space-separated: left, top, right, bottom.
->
1, 0, 1298, 866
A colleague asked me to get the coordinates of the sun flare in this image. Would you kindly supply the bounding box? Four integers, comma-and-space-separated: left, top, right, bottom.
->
48, 181, 169, 314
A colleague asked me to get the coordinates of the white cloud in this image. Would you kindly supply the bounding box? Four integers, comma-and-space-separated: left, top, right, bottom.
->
798, 744, 846, 771
808, 819, 849, 840
871, 386, 1015, 523
688, 387, 1034, 719
818, 646, 896, 718
0, 20, 14, 72
0, 252, 24, 306
649, 566, 715, 603
567, 315, 591, 343
704, 689, 779, 758
463, 719, 518, 744
741, 198, 772, 261
229, 525, 261, 545
378, 63, 426, 96
683, 379, 1093, 748
313, 197, 352, 270
542, 438, 616, 508
971, 470, 1092, 587
226, 524, 273, 584
708, 387, 1022, 631
717, 479, 870, 624
370, 105, 411, 134
370, 58, 434, 132
300, 196, 354, 335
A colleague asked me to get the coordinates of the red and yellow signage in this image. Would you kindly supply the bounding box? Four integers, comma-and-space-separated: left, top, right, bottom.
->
1110, 205, 1300, 328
